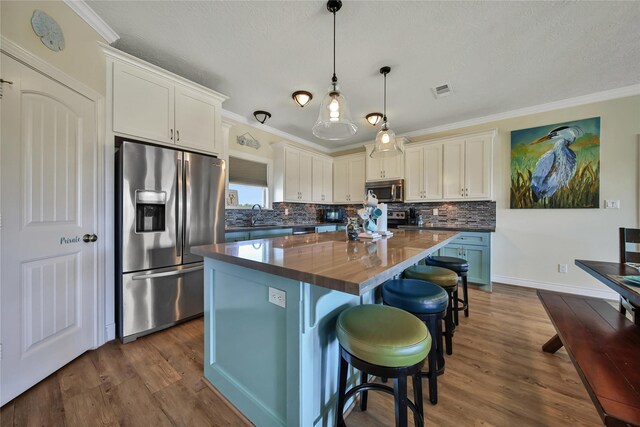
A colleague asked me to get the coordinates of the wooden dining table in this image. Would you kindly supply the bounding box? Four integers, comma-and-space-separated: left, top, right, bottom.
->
575, 259, 640, 324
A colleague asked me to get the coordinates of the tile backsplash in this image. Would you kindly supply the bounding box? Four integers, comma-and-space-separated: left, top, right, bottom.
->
226, 201, 496, 229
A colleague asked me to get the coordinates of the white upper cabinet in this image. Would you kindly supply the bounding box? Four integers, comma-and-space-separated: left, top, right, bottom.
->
113, 61, 174, 144
312, 156, 333, 203
404, 142, 443, 202
273, 143, 331, 203
333, 153, 366, 204
443, 131, 494, 200
404, 130, 494, 202
106, 45, 227, 155
364, 138, 406, 182
174, 85, 221, 154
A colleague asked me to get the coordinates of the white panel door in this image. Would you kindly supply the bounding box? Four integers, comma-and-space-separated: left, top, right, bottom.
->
322, 159, 333, 203
442, 140, 465, 200
465, 136, 492, 199
298, 152, 313, 202
284, 149, 300, 201
404, 145, 424, 201
311, 156, 324, 203
113, 61, 174, 144
382, 151, 404, 180
424, 143, 443, 200
365, 145, 383, 182
175, 84, 219, 154
348, 156, 366, 203
1, 54, 98, 405
333, 158, 349, 203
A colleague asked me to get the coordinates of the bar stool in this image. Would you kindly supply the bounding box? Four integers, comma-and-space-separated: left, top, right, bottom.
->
425, 255, 469, 325
382, 279, 448, 405
336, 304, 430, 427
404, 265, 458, 355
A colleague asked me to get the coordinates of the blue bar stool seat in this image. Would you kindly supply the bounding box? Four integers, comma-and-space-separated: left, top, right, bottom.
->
382, 279, 449, 405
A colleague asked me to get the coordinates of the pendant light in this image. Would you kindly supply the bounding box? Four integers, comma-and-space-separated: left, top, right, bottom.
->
312, 0, 357, 140
370, 66, 403, 158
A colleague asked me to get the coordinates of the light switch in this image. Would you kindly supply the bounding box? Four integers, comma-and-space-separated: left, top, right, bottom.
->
604, 200, 620, 209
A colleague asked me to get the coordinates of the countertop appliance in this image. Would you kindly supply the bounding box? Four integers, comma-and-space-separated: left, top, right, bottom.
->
115, 139, 225, 342
323, 207, 345, 223
365, 179, 404, 202
387, 210, 410, 229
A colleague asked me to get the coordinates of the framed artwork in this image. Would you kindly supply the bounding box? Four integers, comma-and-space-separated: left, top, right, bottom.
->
226, 189, 238, 207
510, 117, 600, 209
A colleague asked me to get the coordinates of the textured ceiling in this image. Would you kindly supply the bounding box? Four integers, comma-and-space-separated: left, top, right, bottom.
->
88, 1, 640, 149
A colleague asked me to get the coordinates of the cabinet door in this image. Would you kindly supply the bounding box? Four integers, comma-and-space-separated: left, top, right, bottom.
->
322, 159, 333, 203
175, 84, 219, 154
382, 151, 404, 180
311, 156, 324, 203
442, 140, 465, 199
365, 146, 384, 181
284, 149, 300, 201
463, 246, 490, 285
298, 152, 313, 202
441, 244, 463, 258
333, 159, 349, 203
404, 146, 424, 201
113, 61, 174, 143
424, 143, 443, 200
465, 136, 492, 199
348, 156, 366, 203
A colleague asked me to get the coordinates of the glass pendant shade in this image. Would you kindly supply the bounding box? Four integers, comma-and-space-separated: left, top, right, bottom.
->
371, 122, 402, 158
312, 83, 358, 140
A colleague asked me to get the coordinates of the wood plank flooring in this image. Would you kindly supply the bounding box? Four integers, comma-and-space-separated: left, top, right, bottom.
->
1, 284, 602, 426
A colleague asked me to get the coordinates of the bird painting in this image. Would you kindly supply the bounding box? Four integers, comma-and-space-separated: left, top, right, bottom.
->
510, 117, 600, 209
530, 126, 584, 203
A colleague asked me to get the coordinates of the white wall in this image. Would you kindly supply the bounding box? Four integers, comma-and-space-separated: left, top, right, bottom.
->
411, 95, 640, 297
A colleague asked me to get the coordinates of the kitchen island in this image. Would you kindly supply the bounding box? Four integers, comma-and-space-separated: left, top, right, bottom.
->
192, 229, 457, 427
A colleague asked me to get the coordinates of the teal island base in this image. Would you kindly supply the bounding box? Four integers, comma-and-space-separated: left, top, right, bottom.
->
204, 258, 372, 427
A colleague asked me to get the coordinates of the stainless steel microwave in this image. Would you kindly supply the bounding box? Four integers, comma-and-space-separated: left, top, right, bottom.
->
365, 179, 404, 203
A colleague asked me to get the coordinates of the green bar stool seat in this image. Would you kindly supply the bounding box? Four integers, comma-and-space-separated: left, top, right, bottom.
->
405, 265, 458, 355
336, 304, 430, 427
425, 255, 470, 324
382, 279, 448, 405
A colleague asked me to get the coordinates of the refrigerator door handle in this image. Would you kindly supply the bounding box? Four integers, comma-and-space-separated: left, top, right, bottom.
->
176, 156, 183, 258
131, 265, 203, 280
184, 159, 191, 255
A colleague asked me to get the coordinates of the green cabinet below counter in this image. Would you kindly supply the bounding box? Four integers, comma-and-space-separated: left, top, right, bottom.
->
225, 228, 293, 242
436, 232, 491, 289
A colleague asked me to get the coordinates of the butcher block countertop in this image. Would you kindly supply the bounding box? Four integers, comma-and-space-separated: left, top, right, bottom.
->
192, 229, 458, 296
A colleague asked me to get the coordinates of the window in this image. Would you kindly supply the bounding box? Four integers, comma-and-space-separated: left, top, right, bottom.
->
228, 156, 269, 208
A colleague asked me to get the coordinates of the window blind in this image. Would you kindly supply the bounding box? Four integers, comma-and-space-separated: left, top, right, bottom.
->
228, 156, 268, 187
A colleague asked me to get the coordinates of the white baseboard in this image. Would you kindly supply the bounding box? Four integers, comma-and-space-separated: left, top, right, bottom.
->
491, 275, 618, 301
104, 323, 116, 343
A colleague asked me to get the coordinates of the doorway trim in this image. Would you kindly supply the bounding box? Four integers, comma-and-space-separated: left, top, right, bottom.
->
1, 36, 107, 347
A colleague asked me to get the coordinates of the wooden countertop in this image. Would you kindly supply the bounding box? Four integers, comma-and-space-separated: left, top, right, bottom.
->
192, 229, 458, 296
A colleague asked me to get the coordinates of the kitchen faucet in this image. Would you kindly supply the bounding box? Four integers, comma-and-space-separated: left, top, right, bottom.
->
250, 204, 262, 226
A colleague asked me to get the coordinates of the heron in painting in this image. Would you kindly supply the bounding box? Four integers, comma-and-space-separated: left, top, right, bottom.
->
530, 126, 584, 202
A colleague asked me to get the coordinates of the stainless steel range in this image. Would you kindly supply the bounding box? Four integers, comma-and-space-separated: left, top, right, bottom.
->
115, 139, 225, 342
387, 210, 410, 228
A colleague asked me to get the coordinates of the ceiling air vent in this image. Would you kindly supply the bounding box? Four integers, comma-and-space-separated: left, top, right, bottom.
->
432, 83, 452, 99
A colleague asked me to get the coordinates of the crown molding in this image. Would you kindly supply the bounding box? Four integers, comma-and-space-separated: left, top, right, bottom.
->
64, 0, 119, 44
403, 84, 640, 139
221, 109, 331, 154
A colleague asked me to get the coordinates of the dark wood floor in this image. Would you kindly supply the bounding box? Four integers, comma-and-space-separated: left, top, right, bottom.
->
1, 284, 601, 426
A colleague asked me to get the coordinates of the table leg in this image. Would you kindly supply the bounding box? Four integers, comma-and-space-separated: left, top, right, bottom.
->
542, 334, 563, 353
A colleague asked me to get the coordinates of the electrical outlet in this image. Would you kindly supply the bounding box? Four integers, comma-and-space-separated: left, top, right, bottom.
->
558, 264, 568, 273
284, 208, 289, 216
268, 287, 286, 308
432, 209, 438, 216
604, 200, 620, 209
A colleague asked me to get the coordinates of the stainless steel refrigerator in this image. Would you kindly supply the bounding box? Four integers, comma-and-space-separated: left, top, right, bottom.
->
115, 139, 225, 342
